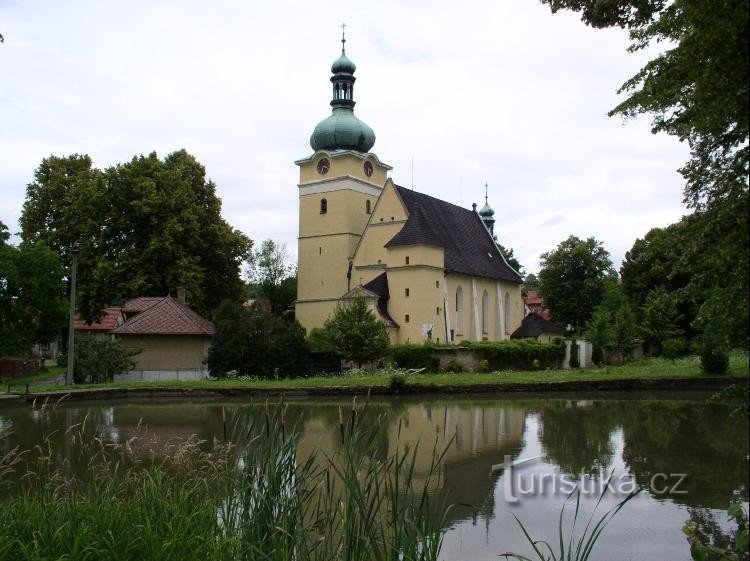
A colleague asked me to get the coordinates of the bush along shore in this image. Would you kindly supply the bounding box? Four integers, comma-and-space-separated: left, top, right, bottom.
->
12, 353, 749, 402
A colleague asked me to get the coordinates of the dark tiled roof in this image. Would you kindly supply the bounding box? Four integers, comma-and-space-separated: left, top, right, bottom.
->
122, 297, 165, 314
363, 273, 399, 328
511, 313, 564, 339
388, 186, 522, 283
74, 307, 122, 331
113, 297, 214, 336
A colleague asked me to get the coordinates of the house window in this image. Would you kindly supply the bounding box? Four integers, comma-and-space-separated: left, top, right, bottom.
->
405, 256, 410, 265
405, 314, 410, 323
320, 198, 327, 214
405, 288, 410, 297
456, 286, 464, 335
482, 290, 489, 335
366, 200, 371, 214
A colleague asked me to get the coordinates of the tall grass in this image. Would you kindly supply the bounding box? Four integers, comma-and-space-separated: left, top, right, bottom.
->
0, 399, 451, 561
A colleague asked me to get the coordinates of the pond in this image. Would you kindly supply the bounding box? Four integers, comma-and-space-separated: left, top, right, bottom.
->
0, 391, 747, 560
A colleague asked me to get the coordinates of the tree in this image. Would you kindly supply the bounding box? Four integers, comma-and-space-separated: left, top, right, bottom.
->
21, 151, 252, 320
497, 243, 524, 275
245, 239, 296, 317
523, 273, 540, 290
541, 0, 749, 345
621, 218, 696, 338
639, 287, 683, 355
72, 337, 139, 384
322, 296, 390, 368
1, 222, 67, 357
538, 235, 616, 330
207, 300, 310, 378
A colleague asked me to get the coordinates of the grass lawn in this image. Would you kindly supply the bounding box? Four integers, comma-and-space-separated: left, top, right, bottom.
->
2, 365, 66, 388
25, 352, 748, 393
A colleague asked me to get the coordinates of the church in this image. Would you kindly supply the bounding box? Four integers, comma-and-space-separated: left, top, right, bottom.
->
295, 35, 524, 344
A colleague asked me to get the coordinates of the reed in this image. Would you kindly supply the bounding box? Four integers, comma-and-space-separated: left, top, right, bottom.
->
0, 400, 451, 561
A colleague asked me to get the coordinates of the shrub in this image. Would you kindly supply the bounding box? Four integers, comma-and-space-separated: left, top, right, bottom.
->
387, 371, 408, 393
662, 338, 688, 361
700, 345, 729, 375
208, 300, 310, 379
466, 339, 566, 371
73, 337, 139, 383
389, 343, 440, 372
442, 358, 463, 373
322, 297, 390, 367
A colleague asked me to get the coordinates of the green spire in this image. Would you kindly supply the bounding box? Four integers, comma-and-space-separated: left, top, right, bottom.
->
310, 28, 376, 153
479, 182, 495, 235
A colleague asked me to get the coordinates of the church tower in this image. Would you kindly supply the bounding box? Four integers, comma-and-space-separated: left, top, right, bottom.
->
295, 31, 392, 331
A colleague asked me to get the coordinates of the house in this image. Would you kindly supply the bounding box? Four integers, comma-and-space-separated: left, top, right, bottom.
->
295, 36, 524, 344
523, 290, 551, 320
73, 307, 124, 340
510, 312, 564, 343
74, 293, 214, 381
112, 295, 214, 381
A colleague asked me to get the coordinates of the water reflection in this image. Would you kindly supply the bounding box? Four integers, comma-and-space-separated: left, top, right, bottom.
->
1, 392, 747, 561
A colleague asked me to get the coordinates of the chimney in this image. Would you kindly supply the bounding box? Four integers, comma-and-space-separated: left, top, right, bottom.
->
176, 287, 186, 305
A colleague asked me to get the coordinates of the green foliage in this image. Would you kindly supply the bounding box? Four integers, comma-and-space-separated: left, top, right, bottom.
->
207, 300, 310, 378
497, 243, 524, 275
662, 338, 689, 361
538, 235, 616, 330
20, 151, 252, 321
387, 371, 408, 392
322, 296, 390, 367
0, 405, 451, 561
0, 227, 67, 357
683, 500, 749, 561
73, 337, 139, 383
586, 307, 611, 366
467, 339, 566, 371
700, 338, 730, 375
523, 273, 540, 290
639, 286, 684, 355
611, 304, 638, 364
245, 239, 296, 317
542, 0, 749, 348
389, 343, 440, 372
443, 358, 463, 373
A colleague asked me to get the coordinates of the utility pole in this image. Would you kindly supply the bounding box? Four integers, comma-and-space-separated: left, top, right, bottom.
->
65, 243, 79, 385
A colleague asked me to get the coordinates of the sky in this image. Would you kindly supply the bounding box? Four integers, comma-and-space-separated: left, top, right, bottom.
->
0, 0, 690, 275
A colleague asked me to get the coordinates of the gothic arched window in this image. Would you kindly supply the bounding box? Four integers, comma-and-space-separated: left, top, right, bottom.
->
482, 290, 489, 335
456, 286, 464, 335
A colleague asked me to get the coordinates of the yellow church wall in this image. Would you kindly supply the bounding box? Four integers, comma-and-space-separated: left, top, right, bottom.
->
369, 180, 407, 223
298, 189, 375, 239
385, 266, 446, 344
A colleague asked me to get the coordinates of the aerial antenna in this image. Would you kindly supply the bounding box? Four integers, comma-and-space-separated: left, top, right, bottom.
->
341, 22, 347, 54
410, 157, 414, 190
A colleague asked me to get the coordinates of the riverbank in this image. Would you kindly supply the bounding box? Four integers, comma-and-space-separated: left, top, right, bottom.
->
4, 353, 747, 405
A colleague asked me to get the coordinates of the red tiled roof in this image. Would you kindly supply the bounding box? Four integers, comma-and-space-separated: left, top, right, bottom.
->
524, 290, 544, 305
73, 307, 122, 331
121, 297, 165, 313
112, 297, 214, 336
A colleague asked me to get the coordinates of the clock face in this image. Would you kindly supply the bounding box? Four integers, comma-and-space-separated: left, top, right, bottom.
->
317, 158, 330, 175
364, 161, 373, 177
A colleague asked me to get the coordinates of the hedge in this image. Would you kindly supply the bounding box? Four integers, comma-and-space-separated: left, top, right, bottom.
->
466, 339, 565, 371
389, 344, 441, 372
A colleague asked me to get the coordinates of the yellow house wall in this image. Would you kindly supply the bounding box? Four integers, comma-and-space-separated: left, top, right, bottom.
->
116, 335, 211, 371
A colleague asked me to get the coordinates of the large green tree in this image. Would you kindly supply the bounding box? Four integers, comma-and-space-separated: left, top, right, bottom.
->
541, 0, 749, 343
538, 235, 616, 330
21, 150, 252, 320
0, 222, 67, 356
